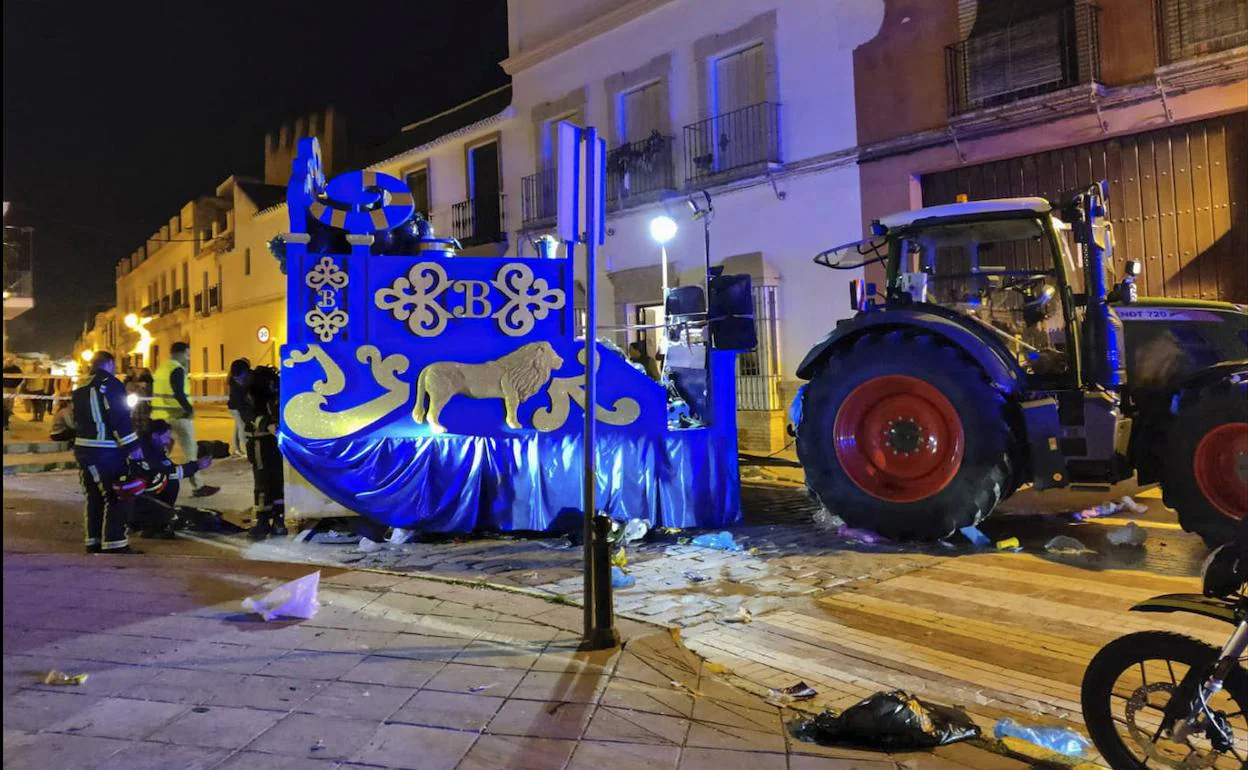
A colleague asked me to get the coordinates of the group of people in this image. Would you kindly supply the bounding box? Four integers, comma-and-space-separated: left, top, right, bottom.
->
3, 356, 61, 430
68, 342, 287, 553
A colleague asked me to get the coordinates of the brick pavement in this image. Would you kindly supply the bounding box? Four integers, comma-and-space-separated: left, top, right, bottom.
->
2, 550, 1034, 769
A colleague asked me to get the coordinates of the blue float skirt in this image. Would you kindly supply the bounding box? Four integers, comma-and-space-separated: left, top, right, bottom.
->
280, 429, 741, 533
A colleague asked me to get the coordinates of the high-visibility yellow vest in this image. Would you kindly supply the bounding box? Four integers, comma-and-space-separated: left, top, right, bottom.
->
151, 359, 187, 419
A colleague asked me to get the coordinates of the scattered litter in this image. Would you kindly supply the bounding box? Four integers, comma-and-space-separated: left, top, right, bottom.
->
610, 546, 628, 568
1106, 521, 1147, 547
310, 530, 361, 545
959, 526, 992, 548
690, 531, 743, 552
611, 566, 636, 589
836, 524, 890, 545
358, 537, 383, 554
311, 738, 326, 752
769, 681, 818, 702
15, 511, 34, 516
468, 683, 496, 693
242, 572, 321, 621
1074, 495, 1148, 521
387, 528, 414, 545
677, 537, 691, 545
995, 537, 1021, 552
994, 719, 1091, 758
191, 707, 210, 714
720, 607, 753, 624
621, 518, 649, 544
683, 571, 711, 583
791, 690, 980, 750
812, 508, 842, 530
294, 528, 315, 543
1044, 535, 1096, 556
42, 670, 88, 686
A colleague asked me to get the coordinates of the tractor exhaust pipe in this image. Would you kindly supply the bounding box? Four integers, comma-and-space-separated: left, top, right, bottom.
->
1076, 181, 1127, 389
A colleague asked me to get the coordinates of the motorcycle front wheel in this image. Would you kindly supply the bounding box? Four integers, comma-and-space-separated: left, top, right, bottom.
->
1082, 631, 1247, 769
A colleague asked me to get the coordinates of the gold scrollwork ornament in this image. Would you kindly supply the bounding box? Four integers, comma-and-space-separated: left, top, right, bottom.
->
282, 344, 411, 440
305, 308, 349, 343
492, 263, 566, 337
305, 256, 349, 290
375, 262, 452, 337
532, 348, 640, 432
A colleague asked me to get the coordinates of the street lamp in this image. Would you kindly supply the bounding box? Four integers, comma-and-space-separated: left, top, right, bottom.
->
649, 214, 677, 299
80, 350, 94, 363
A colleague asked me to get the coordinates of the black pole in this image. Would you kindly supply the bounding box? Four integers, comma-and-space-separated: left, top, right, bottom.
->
580, 127, 618, 651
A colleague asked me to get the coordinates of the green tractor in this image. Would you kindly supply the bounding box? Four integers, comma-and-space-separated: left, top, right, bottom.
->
793, 183, 1247, 547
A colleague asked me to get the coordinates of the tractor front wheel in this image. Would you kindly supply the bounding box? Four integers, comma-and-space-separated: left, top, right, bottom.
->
797, 331, 1016, 541
1163, 373, 1248, 549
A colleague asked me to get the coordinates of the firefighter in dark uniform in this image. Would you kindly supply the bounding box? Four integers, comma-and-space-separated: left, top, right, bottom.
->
246, 366, 287, 540
72, 351, 142, 553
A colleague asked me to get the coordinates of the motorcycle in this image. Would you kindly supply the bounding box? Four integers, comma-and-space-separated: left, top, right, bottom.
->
1081, 534, 1247, 768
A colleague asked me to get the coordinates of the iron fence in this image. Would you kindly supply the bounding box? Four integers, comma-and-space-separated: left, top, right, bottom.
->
521, 169, 557, 228
736, 284, 781, 411
683, 102, 781, 186
606, 133, 675, 208
946, 3, 1101, 115
1157, 0, 1248, 64
452, 195, 506, 246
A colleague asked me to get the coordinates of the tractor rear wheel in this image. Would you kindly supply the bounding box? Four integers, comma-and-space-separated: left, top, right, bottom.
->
1163, 373, 1248, 549
797, 331, 1016, 540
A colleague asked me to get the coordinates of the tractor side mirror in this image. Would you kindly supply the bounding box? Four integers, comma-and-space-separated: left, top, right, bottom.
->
1114, 260, 1140, 304
849, 279, 865, 312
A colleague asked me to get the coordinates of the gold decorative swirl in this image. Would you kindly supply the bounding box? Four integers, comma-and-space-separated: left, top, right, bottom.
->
282, 344, 411, 440
532, 348, 641, 432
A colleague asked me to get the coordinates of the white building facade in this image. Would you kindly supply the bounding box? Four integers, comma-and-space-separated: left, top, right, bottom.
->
498, 0, 885, 450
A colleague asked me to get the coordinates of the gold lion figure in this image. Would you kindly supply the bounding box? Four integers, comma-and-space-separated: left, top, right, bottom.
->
412, 341, 564, 433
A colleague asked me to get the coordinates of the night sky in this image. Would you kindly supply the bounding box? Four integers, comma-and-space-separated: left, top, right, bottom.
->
3, 0, 509, 356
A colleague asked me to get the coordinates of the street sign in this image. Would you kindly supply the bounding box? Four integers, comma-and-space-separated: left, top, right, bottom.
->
257, 325, 271, 344
556, 123, 605, 246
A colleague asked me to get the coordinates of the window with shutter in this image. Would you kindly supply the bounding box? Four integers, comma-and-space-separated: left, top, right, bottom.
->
620, 81, 663, 144
713, 43, 765, 116
405, 168, 430, 219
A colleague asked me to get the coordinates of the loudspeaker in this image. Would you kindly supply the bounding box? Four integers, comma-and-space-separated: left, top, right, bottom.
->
665, 285, 706, 343
708, 274, 756, 351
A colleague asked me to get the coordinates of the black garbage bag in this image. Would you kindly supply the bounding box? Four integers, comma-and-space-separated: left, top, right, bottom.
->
791, 690, 980, 751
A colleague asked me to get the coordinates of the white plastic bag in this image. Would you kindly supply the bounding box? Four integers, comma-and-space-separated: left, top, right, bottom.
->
242, 571, 321, 621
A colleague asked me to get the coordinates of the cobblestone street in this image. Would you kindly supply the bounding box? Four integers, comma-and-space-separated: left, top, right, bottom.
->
4, 459, 1223, 766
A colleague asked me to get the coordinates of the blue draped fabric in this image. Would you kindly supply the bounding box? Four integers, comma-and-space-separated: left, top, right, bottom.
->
280, 429, 741, 533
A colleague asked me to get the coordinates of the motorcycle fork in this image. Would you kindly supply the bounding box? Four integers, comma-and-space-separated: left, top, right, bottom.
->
1171, 621, 1248, 744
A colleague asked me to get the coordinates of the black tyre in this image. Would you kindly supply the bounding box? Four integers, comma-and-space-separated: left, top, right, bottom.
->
796, 330, 1016, 540
1082, 631, 1248, 769
1163, 373, 1248, 549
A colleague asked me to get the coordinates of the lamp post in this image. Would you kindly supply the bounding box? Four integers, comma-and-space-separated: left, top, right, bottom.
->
649, 215, 678, 302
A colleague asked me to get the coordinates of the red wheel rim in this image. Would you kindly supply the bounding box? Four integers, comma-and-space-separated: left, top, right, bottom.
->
833, 375, 965, 503
1194, 422, 1248, 521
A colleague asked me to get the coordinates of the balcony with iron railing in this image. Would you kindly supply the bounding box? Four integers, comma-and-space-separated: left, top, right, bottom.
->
607, 132, 676, 209
683, 102, 781, 186
521, 168, 557, 229
452, 196, 506, 247
946, 3, 1101, 116
1157, 0, 1248, 65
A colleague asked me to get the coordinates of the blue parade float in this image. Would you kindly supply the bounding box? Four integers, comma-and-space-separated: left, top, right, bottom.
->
276, 138, 742, 533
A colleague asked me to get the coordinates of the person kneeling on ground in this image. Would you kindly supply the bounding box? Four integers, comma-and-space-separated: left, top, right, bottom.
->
50, 401, 75, 445
132, 419, 213, 538
246, 366, 287, 540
